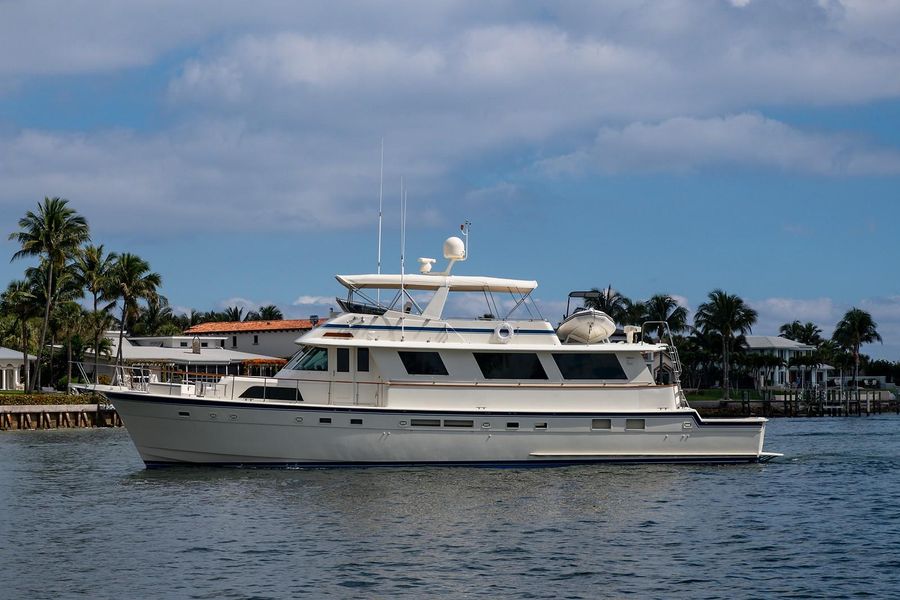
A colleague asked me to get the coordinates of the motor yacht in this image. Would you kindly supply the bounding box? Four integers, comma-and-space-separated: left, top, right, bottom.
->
85, 235, 780, 466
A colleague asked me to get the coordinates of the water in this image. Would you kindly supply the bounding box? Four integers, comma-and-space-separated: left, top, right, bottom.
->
1, 418, 899, 599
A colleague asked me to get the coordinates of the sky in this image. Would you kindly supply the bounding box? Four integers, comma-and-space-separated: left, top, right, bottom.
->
0, 0, 899, 358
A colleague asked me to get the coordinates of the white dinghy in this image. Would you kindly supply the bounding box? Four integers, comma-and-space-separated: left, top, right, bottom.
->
557, 309, 617, 344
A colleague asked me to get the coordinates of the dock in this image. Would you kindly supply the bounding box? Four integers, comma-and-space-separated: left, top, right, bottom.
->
0, 404, 122, 431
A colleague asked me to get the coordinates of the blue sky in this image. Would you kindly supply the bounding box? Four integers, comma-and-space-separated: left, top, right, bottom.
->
1, 1, 899, 358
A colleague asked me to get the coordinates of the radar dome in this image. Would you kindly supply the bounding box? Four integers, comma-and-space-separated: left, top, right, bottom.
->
443, 236, 466, 260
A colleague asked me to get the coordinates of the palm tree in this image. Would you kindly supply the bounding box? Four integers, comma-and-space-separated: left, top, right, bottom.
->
779, 320, 823, 347
223, 306, 244, 322
833, 308, 881, 391
133, 296, 174, 336
73, 244, 117, 383
109, 253, 162, 368
645, 294, 688, 338
53, 301, 84, 391
25, 261, 83, 389
693, 289, 758, 399
620, 297, 649, 328
247, 304, 283, 321
9, 198, 90, 390
0, 280, 38, 389
583, 285, 626, 324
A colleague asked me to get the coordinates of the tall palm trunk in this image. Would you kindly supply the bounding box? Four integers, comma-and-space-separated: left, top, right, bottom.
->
92, 294, 100, 384
116, 301, 127, 375
66, 335, 73, 393
722, 337, 730, 400
21, 316, 29, 391
30, 264, 53, 392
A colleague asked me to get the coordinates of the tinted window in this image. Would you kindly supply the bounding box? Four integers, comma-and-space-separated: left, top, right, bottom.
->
552, 353, 628, 380
399, 352, 448, 376
239, 386, 303, 401
357, 348, 370, 372
337, 348, 350, 372
474, 353, 547, 380
288, 347, 328, 371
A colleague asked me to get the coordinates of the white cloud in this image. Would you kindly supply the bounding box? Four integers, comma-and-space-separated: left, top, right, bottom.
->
2, 3, 900, 237
541, 113, 900, 175
752, 297, 838, 324
292, 295, 333, 306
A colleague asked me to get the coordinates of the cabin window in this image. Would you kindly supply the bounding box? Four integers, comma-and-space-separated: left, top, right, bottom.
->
351, 418, 363, 425
474, 353, 547, 380
625, 419, 645, 430
239, 386, 303, 402
231, 336, 237, 348
399, 352, 448, 376
253, 335, 259, 345
180, 342, 188, 348
534, 422, 548, 430
357, 348, 370, 372
591, 418, 611, 430
319, 417, 332, 424
201, 342, 208, 348
443, 419, 474, 428
336, 348, 350, 372
410, 418, 441, 427
506, 422, 519, 429
288, 346, 328, 371
552, 353, 628, 380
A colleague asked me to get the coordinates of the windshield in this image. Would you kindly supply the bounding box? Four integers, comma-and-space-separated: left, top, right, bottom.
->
285, 346, 328, 371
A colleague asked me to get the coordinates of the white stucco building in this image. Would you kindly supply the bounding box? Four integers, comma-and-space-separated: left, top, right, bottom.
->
0, 346, 36, 391
86, 332, 285, 381
744, 335, 833, 388
184, 319, 317, 359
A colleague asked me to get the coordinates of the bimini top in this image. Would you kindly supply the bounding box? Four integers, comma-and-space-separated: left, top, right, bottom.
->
336, 273, 538, 294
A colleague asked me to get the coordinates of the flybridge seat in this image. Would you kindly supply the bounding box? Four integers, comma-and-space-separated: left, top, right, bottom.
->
335, 274, 538, 294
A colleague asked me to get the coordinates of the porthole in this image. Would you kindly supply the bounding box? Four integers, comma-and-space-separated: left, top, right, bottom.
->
294, 416, 303, 423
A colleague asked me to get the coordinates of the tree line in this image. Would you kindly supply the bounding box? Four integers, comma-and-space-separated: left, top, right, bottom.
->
0, 198, 285, 393
583, 286, 885, 397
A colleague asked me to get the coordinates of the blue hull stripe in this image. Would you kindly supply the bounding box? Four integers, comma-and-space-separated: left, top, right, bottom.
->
105, 390, 763, 429
323, 323, 555, 335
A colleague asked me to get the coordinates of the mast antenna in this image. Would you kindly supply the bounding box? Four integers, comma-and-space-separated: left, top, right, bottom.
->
377, 138, 384, 304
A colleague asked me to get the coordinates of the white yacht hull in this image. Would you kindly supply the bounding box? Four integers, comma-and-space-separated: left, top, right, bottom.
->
106, 390, 772, 467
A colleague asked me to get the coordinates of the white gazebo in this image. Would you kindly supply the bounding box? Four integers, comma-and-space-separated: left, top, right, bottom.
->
0, 346, 36, 391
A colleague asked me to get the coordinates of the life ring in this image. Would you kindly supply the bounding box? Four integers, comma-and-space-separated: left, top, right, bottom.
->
494, 322, 514, 343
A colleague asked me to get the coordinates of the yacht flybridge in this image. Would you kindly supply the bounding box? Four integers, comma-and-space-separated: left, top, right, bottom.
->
87, 235, 780, 467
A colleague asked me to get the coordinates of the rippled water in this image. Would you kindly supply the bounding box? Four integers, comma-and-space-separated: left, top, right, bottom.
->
1, 416, 899, 599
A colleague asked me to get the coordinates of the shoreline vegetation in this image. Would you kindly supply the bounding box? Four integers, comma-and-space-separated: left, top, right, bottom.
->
1, 197, 897, 398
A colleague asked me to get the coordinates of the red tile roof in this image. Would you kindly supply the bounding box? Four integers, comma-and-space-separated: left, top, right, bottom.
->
185, 319, 317, 334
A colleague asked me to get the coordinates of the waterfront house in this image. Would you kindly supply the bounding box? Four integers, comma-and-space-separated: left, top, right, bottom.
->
85, 331, 285, 382
0, 346, 36, 390
744, 335, 833, 388
184, 319, 320, 359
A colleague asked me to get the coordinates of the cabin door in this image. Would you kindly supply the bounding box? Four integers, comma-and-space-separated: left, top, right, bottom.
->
332, 348, 355, 403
